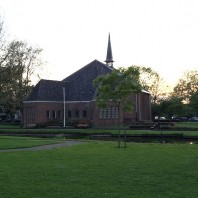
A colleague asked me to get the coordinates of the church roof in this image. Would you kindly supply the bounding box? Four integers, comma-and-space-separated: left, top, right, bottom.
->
25, 60, 114, 102
25, 79, 68, 102
63, 59, 114, 101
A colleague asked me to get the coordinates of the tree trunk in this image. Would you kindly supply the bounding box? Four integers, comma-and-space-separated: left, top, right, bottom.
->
118, 105, 121, 148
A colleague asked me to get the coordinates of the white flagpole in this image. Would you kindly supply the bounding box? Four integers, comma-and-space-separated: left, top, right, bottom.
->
63, 87, 66, 127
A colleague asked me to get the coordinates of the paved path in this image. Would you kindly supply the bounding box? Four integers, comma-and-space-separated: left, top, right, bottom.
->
0, 140, 85, 153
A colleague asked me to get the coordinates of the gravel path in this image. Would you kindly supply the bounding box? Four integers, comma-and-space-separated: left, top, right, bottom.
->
0, 140, 85, 153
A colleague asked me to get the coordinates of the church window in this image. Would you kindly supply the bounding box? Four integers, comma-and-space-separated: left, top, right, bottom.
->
102, 108, 106, 119
68, 110, 72, 118
52, 110, 56, 119
107, 107, 110, 118
83, 110, 87, 118
99, 106, 118, 119
114, 107, 118, 118
99, 108, 103, 119
99, 108, 106, 119
75, 110, 79, 118
46, 110, 50, 119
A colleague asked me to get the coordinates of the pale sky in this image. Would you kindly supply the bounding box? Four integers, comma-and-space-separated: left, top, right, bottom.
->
1, 0, 198, 88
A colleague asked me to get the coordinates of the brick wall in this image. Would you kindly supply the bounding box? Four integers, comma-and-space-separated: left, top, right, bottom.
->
23, 92, 151, 127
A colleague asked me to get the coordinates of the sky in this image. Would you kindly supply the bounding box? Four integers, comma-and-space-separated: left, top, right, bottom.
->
0, 0, 198, 88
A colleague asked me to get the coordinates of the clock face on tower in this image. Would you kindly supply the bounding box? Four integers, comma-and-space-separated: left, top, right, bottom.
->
107, 62, 113, 67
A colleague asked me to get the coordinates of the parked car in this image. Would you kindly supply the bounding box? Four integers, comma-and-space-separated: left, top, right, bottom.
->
180, 117, 188, 122
171, 116, 188, 122
171, 116, 180, 122
188, 117, 198, 122
160, 117, 166, 120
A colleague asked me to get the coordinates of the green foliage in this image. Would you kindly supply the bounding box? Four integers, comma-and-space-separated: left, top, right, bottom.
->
135, 66, 170, 104
0, 18, 44, 115
165, 97, 185, 118
0, 40, 43, 114
189, 91, 198, 115
174, 70, 198, 102
0, 142, 198, 197
152, 96, 189, 119
93, 67, 142, 111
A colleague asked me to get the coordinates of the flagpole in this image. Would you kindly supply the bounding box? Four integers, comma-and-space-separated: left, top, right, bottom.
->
63, 87, 66, 127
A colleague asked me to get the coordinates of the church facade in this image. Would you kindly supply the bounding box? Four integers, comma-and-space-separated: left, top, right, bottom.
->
23, 35, 151, 127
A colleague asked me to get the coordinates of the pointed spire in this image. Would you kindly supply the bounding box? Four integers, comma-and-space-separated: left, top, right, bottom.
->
105, 33, 114, 67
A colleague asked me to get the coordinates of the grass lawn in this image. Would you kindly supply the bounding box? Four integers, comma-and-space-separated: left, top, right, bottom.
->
0, 123, 198, 137
0, 140, 198, 197
0, 136, 61, 149
0, 124, 21, 129
175, 121, 198, 128
1, 127, 198, 138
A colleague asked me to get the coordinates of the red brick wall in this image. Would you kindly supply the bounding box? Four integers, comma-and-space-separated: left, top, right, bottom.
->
23, 102, 63, 127
91, 102, 123, 128
23, 92, 151, 127
123, 92, 151, 123
36, 102, 63, 124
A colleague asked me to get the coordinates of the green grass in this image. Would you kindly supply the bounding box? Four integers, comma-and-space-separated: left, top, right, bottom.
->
0, 136, 61, 149
0, 140, 198, 197
0, 127, 198, 136
0, 124, 20, 129
175, 121, 198, 128
0, 123, 198, 139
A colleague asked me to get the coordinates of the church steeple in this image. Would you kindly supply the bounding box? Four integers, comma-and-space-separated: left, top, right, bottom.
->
105, 33, 114, 67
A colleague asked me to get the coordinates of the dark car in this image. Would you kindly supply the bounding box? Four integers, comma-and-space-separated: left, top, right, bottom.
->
171, 117, 180, 122
180, 117, 188, 122
188, 117, 198, 122
172, 116, 188, 122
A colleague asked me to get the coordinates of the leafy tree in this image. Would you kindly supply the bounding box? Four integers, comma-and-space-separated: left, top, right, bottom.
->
166, 96, 185, 118
173, 70, 198, 102
94, 67, 142, 111
153, 96, 188, 120
151, 70, 198, 119
189, 91, 198, 116
0, 16, 45, 116
93, 67, 142, 147
0, 39, 44, 115
124, 66, 171, 119
133, 66, 170, 104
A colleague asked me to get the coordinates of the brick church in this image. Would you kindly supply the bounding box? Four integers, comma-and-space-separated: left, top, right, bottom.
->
23, 34, 151, 127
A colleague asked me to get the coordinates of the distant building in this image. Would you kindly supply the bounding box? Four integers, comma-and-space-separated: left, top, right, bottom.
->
23, 34, 151, 127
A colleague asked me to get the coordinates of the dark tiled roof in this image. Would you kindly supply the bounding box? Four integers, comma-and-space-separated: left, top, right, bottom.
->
25, 60, 113, 102
25, 80, 69, 101
63, 60, 114, 101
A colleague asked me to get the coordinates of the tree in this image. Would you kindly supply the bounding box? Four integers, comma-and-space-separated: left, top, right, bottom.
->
137, 66, 170, 104
0, 16, 44, 117
189, 91, 198, 116
173, 70, 198, 102
166, 96, 185, 118
0, 40, 44, 115
93, 67, 142, 147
